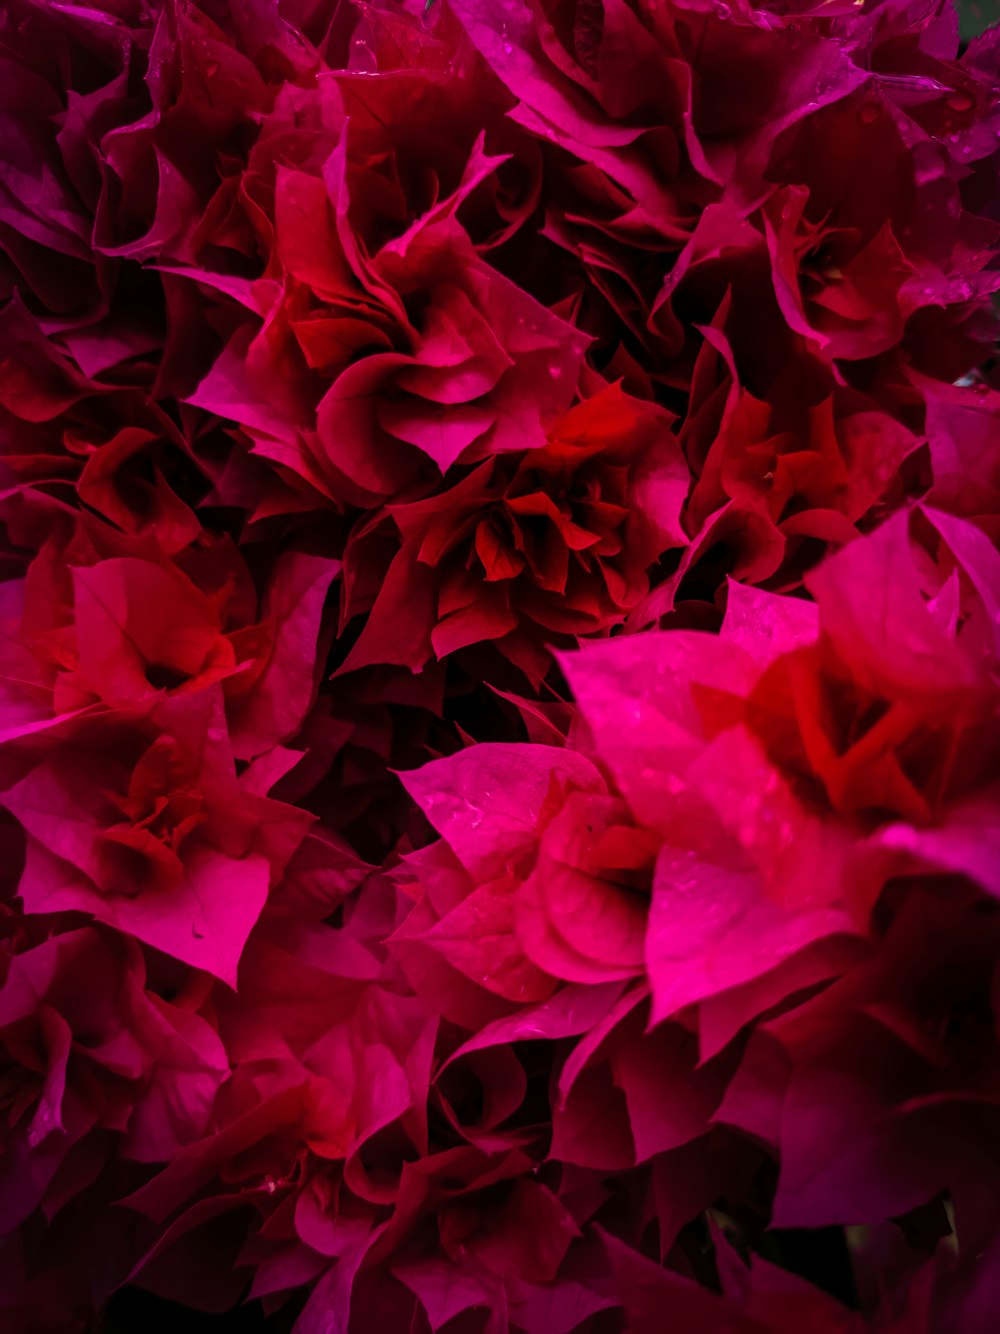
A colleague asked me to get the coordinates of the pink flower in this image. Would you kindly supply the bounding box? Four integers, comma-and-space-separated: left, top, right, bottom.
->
188, 72, 588, 510
3, 695, 312, 982
340, 383, 687, 680
120, 896, 439, 1315
396, 741, 626, 1012
648, 318, 922, 609
0, 927, 226, 1237
0, 299, 199, 554
0, 517, 338, 760
718, 885, 1000, 1246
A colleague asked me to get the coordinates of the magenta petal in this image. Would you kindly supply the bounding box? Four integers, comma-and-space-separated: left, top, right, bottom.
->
400, 743, 604, 878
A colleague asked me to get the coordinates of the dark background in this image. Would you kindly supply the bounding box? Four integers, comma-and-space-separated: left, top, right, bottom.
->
959, 0, 998, 38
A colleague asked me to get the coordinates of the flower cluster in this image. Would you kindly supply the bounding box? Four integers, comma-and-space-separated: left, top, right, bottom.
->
0, 0, 998, 1330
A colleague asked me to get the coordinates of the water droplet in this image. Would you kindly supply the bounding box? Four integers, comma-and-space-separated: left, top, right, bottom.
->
860, 103, 880, 125
502, 40, 513, 54
946, 92, 974, 113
